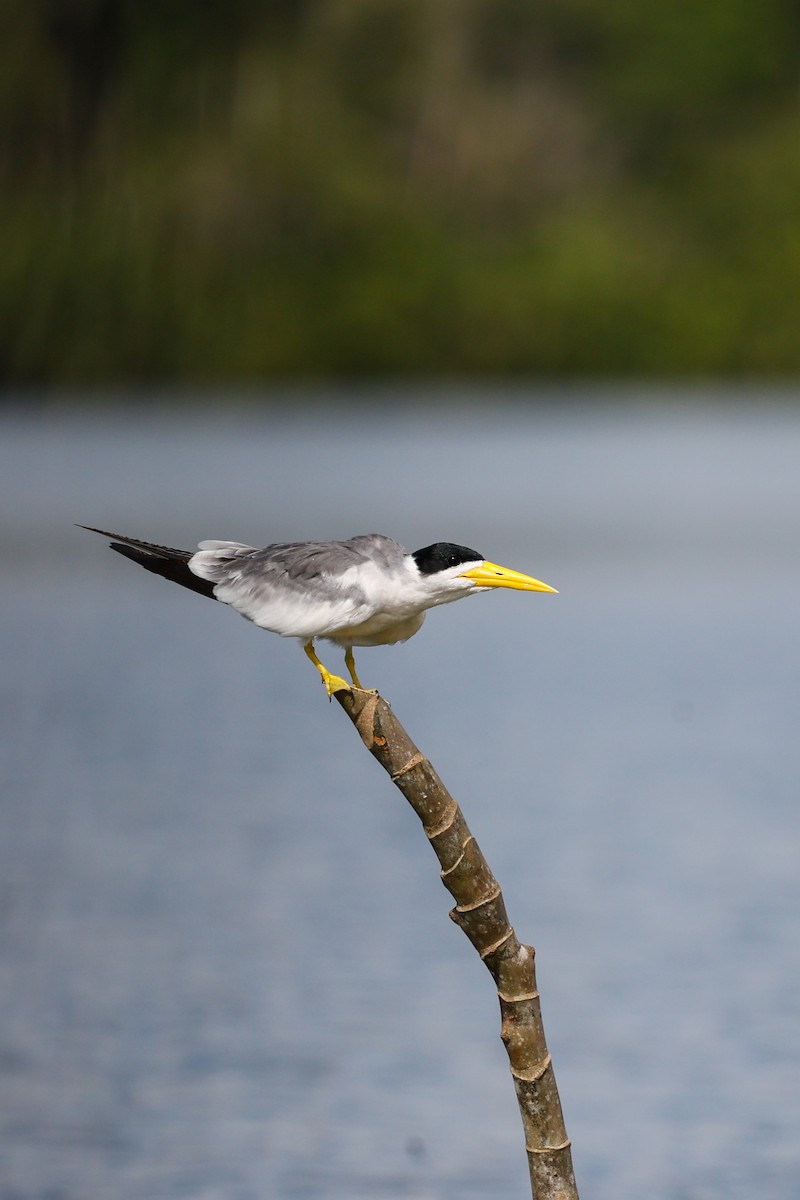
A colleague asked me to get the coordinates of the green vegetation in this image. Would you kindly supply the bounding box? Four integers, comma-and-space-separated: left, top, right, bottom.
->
3, 0, 800, 383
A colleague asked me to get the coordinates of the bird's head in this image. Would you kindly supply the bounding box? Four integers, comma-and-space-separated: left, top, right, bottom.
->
410, 542, 557, 602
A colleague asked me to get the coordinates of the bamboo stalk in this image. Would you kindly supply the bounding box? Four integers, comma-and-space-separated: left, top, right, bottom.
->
334, 687, 579, 1200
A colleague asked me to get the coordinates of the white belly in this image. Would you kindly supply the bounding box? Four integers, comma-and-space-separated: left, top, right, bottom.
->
326, 611, 425, 647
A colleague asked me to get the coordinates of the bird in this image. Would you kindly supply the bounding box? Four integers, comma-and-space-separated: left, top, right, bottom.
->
79, 526, 557, 695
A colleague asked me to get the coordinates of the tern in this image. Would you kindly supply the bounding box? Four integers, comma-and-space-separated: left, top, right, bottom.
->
80, 526, 557, 694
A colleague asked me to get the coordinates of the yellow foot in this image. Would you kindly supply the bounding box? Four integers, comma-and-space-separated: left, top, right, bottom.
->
304, 641, 352, 699
321, 670, 351, 697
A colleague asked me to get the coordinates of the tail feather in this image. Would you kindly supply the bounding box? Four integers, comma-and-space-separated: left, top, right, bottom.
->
78, 525, 217, 600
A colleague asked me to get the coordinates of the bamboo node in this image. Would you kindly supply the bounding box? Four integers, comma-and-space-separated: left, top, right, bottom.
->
527, 1138, 572, 1154
425, 804, 458, 838
391, 752, 425, 781
479, 929, 514, 959
440, 835, 475, 878
497, 988, 540, 1003
453, 884, 502, 913
511, 1052, 551, 1083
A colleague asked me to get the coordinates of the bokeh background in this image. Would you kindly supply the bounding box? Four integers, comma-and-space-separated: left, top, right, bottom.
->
4, 0, 800, 381
2, 6, 800, 1200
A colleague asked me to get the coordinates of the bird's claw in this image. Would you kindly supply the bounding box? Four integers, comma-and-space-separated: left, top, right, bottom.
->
322, 672, 351, 698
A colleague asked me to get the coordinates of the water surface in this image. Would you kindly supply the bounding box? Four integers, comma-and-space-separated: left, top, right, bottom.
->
1, 395, 798, 1199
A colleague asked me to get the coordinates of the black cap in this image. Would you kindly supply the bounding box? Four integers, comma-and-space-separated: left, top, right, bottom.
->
411, 542, 484, 576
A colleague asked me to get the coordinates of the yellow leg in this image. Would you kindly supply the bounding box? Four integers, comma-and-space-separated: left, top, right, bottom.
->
304, 641, 350, 697
344, 647, 377, 692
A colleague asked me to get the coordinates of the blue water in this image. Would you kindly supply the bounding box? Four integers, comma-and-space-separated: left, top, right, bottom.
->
1, 394, 799, 1199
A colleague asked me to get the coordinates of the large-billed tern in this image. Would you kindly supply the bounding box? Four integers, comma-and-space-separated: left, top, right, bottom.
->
81, 527, 557, 694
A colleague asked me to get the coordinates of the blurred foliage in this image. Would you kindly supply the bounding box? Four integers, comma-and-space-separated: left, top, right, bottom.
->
2, 0, 800, 383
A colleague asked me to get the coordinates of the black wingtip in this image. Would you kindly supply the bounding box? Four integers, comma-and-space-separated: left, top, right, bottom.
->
77, 524, 141, 545
79, 524, 217, 601
76, 523, 115, 537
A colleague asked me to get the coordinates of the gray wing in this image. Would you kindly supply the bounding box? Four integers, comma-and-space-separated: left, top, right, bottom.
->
189, 534, 409, 637
248, 534, 407, 581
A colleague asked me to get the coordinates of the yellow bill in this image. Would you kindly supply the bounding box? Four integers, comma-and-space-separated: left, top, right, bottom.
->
459, 561, 558, 593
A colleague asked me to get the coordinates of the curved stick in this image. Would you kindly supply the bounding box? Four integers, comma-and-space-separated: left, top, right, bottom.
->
335, 689, 579, 1200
